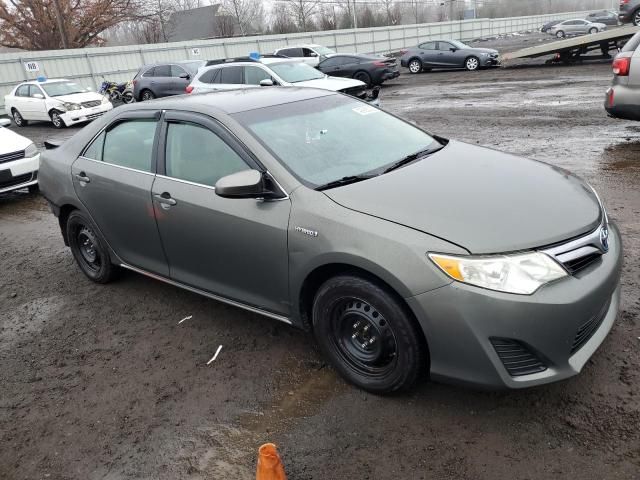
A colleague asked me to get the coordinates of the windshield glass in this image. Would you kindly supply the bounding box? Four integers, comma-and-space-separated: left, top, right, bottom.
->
315, 46, 335, 56
269, 62, 325, 83
41, 81, 86, 97
234, 95, 438, 187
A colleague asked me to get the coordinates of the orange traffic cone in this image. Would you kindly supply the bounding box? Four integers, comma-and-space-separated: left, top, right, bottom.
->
256, 443, 287, 480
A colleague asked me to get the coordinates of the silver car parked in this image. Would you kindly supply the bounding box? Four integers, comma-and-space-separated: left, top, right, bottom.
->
400, 40, 500, 73
39, 88, 621, 394
605, 31, 640, 120
548, 19, 607, 38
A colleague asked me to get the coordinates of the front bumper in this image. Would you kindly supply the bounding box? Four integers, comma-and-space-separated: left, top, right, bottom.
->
406, 223, 623, 389
605, 86, 640, 121
60, 102, 113, 126
0, 153, 39, 193
480, 56, 501, 67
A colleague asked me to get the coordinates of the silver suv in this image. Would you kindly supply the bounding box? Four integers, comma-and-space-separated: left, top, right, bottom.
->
605, 31, 640, 120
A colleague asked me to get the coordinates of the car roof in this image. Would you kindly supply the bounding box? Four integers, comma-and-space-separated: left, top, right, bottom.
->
276, 44, 323, 49
122, 87, 336, 115
21, 78, 70, 85
202, 58, 296, 70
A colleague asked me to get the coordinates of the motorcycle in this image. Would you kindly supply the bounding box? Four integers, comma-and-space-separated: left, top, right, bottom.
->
99, 78, 135, 104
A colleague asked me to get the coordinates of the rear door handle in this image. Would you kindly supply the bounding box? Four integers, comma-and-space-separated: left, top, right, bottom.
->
75, 172, 90, 184
154, 192, 177, 208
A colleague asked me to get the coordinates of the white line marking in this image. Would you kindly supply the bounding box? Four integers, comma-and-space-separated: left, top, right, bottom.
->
207, 345, 223, 365
178, 315, 192, 324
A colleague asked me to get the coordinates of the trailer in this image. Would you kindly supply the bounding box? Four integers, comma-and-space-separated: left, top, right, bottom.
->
501, 26, 640, 65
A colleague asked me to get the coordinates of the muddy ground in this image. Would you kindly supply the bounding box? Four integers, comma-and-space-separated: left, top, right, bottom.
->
1, 33, 639, 480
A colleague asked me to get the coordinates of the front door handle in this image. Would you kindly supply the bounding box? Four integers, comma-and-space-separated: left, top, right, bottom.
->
75, 172, 90, 184
154, 192, 177, 209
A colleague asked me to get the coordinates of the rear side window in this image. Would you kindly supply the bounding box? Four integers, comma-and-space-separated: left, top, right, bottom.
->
154, 65, 171, 77
15, 85, 29, 97
83, 132, 105, 161
278, 48, 303, 57
621, 32, 640, 53
198, 69, 221, 83
220, 66, 243, 84
102, 119, 157, 172
165, 122, 248, 187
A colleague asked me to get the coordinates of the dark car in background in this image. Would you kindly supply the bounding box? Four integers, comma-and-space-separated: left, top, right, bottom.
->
133, 60, 206, 101
541, 19, 563, 32
400, 39, 499, 73
586, 10, 620, 25
316, 54, 399, 86
605, 30, 640, 120
619, 0, 640, 25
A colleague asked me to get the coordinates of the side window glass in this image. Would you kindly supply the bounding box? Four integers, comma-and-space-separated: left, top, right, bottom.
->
154, 65, 171, 77
102, 119, 157, 172
419, 42, 436, 50
220, 66, 243, 84
165, 122, 248, 187
438, 42, 452, 51
171, 65, 187, 78
302, 48, 316, 57
29, 85, 43, 97
244, 66, 271, 85
320, 57, 338, 67
143, 67, 156, 77
16, 85, 29, 97
83, 132, 105, 161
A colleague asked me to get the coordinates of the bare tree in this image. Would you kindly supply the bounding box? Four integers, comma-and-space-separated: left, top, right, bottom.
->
378, 0, 401, 25
277, 0, 320, 31
219, 0, 265, 35
0, 0, 137, 50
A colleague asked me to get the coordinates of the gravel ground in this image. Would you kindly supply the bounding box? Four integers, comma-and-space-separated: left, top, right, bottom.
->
1, 33, 639, 480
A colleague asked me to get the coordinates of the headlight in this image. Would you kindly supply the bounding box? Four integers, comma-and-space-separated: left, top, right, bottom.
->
101, 96, 110, 104
480, 52, 490, 57
428, 251, 567, 295
63, 102, 81, 111
24, 143, 38, 157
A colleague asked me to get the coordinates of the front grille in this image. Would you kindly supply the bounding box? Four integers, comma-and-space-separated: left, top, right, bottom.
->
81, 100, 101, 108
491, 338, 547, 377
563, 252, 602, 274
0, 150, 25, 164
86, 112, 105, 120
571, 299, 610, 354
0, 172, 33, 189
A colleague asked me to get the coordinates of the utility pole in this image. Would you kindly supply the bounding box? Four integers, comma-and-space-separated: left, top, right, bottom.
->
449, 0, 455, 22
352, 0, 358, 28
52, 0, 69, 49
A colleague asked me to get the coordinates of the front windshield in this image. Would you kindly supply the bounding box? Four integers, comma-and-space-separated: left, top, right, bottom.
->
315, 46, 335, 56
269, 62, 325, 83
234, 95, 438, 187
42, 81, 86, 97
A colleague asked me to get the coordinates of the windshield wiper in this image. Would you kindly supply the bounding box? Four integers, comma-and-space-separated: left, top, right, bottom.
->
383, 145, 444, 174
315, 174, 376, 191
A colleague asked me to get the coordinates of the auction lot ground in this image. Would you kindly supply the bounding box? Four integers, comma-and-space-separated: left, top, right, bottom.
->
1, 34, 639, 479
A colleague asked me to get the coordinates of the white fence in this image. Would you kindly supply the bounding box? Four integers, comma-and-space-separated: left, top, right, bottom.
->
0, 10, 593, 115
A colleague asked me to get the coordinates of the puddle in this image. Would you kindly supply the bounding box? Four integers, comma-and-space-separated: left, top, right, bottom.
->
599, 140, 640, 182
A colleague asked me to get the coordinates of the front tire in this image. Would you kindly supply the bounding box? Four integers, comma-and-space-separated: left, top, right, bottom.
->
634, 10, 640, 26
66, 210, 117, 284
312, 275, 427, 394
408, 59, 422, 74
556, 30, 565, 38
465, 56, 480, 71
50, 110, 66, 129
589, 27, 598, 34
12, 109, 27, 127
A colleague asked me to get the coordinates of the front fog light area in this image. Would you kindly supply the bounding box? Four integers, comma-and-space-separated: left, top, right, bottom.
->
428, 251, 567, 295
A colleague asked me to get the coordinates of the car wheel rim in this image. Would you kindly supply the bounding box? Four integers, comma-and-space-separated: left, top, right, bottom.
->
52, 113, 61, 127
329, 298, 398, 377
143, 92, 152, 101
467, 58, 478, 70
13, 112, 22, 125
635, 12, 640, 25
77, 227, 101, 272
409, 61, 420, 73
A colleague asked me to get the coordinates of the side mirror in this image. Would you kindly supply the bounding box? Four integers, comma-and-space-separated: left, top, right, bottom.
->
309, 52, 318, 57
450, 47, 458, 52
259, 79, 274, 87
180, 73, 190, 80
0, 118, 11, 128
215, 170, 267, 199
33, 93, 44, 99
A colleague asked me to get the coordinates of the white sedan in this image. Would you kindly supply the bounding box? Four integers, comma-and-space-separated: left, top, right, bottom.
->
0, 118, 39, 194
4, 78, 113, 129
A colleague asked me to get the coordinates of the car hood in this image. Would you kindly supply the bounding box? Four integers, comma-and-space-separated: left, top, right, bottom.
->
469, 47, 499, 54
294, 76, 366, 92
322, 141, 602, 254
48, 92, 103, 103
0, 127, 32, 153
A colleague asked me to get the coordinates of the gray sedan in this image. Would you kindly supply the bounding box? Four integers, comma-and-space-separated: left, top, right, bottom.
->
39, 88, 621, 394
548, 19, 607, 38
400, 40, 499, 73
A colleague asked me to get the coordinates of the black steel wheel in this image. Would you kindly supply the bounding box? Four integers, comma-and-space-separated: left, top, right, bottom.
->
66, 210, 117, 283
313, 274, 427, 394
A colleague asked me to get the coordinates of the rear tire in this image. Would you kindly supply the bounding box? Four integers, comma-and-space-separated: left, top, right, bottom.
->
50, 110, 66, 129
634, 10, 640, 26
141, 89, 155, 101
353, 70, 372, 86
66, 210, 117, 284
408, 59, 422, 74
465, 56, 480, 71
12, 109, 27, 127
312, 274, 427, 394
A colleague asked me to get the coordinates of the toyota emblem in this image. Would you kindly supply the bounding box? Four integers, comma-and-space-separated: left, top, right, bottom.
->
599, 226, 609, 252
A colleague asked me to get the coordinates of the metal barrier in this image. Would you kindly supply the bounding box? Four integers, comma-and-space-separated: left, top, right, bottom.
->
0, 10, 594, 115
